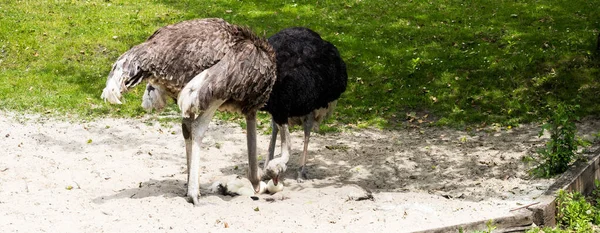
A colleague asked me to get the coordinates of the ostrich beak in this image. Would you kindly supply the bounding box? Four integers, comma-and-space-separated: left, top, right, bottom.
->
273, 175, 279, 186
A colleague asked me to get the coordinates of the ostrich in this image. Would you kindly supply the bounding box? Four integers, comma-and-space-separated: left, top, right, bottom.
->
101, 18, 276, 205
261, 27, 348, 185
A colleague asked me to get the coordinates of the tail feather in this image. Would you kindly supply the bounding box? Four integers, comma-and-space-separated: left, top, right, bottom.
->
101, 51, 147, 104
100, 78, 123, 104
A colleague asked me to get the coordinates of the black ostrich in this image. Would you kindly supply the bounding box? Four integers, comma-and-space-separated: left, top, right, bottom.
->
101, 18, 276, 205
261, 27, 348, 185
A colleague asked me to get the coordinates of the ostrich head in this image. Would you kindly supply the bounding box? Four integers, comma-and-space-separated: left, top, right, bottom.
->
264, 160, 287, 186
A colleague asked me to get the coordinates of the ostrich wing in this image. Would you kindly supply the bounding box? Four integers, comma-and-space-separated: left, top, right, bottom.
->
127, 18, 236, 91
178, 41, 277, 117
102, 18, 243, 103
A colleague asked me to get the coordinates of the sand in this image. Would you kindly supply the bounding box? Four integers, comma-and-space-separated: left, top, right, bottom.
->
1, 111, 598, 232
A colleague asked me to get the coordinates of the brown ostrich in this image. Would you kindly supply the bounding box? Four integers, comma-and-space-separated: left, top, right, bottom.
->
101, 18, 276, 205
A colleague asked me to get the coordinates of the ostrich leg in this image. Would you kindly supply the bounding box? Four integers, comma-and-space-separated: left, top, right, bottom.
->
298, 113, 315, 183
265, 118, 279, 168
187, 101, 222, 206
245, 111, 261, 192
182, 116, 194, 175
279, 124, 291, 165
264, 124, 291, 185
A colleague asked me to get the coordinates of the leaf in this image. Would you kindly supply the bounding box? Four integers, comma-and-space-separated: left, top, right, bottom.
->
253, 207, 259, 212
87, 139, 92, 144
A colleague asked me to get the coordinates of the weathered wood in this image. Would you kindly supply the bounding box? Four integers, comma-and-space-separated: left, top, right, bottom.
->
528, 146, 600, 227
412, 145, 600, 232
528, 195, 556, 227
413, 209, 533, 233
510, 202, 540, 212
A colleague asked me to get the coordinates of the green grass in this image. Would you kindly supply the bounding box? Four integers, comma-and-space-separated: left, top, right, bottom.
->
1, 0, 599, 127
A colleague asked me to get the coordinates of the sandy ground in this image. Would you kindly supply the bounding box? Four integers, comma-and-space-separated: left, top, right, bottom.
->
1, 111, 599, 232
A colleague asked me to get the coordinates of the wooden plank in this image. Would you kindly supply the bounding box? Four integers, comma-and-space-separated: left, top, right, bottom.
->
413, 209, 533, 233
413, 145, 600, 231
528, 146, 600, 227
527, 195, 556, 227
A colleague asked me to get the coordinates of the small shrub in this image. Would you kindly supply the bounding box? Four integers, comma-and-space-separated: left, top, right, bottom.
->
527, 182, 600, 232
534, 103, 580, 177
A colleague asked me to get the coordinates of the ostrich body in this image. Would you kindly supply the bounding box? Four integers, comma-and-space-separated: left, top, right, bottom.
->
261, 27, 347, 184
101, 18, 276, 205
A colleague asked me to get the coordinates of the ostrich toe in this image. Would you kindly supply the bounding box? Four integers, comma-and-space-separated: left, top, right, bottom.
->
297, 166, 308, 183
187, 194, 199, 206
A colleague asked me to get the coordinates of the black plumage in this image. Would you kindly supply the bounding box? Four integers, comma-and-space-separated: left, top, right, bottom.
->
261, 27, 348, 184
261, 27, 347, 124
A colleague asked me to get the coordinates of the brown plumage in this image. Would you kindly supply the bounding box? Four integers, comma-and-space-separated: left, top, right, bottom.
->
101, 18, 276, 205
104, 18, 275, 114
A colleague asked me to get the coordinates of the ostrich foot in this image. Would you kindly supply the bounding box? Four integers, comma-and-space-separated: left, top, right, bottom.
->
187, 195, 199, 206
297, 166, 308, 183
187, 189, 199, 206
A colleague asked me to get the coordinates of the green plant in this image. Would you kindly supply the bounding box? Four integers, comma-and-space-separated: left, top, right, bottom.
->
527, 186, 600, 232
590, 180, 600, 225
483, 220, 496, 233
556, 190, 594, 232
466, 219, 496, 233
593, 132, 600, 141
469, 220, 496, 233
591, 180, 600, 206
534, 103, 580, 177
525, 227, 569, 233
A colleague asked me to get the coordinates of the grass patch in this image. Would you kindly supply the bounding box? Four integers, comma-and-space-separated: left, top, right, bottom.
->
1, 0, 599, 127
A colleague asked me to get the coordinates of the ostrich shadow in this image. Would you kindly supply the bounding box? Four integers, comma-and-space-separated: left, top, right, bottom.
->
93, 118, 600, 204
221, 123, 555, 202
91, 178, 238, 204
